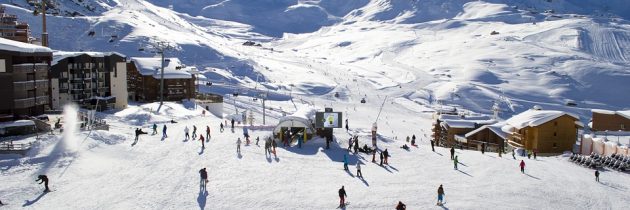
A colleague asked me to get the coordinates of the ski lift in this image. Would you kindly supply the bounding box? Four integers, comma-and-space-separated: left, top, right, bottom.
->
360, 98, 366, 103
138, 47, 145, 51
334, 92, 340, 98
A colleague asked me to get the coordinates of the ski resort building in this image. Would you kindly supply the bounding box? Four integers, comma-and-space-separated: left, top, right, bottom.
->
0, 37, 51, 121
127, 57, 196, 102
432, 114, 496, 147
50, 52, 128, 111
590, 109, 630, 132
0, 6, 31, 43
460, 123, 508, 152
273, 105, 316, 143
503, 109, 582, 154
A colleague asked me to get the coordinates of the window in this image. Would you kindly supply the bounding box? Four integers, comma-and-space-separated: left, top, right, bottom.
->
622, 124, 625, 130
553, 132, 557, 136
553, 143, 557, 148
554, 121, 558, 126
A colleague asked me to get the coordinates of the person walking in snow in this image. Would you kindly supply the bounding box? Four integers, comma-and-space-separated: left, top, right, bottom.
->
192, 125, 197, 140
162, 125, 168, 138
220, 122, 224, 132
411, 135, 416, 146
454, 155, 459, 170
379, 151, 384, 166
396, 201, 406, 210
356, 162, 362, 178
595, 170, 600, 182
347, 137, 353, 152
383, 149, 389, 165
206, 126, 211, 140
343, 154, 349, 170
533, 149, 537, 159
450, 147, 455, 160
481, 143, 486, 154
134, 128, 140, 142
431, 139, 435, 152
256, 137, 260, 146
520, 160, 526, 173
271, 139, 277, 155
36, 175, 50, 192
338, 186, 347, 207
437, 184, 445, 206
372, 150, 376, 163
184, 126, 190, 140
152, 123, 158, 135
512, 149, 516, 159
237, 138, 242, 154
353, 140, 359, 154
264, 138, 271, 156
200, 135, 205, 149
406, 136, 410, 143
231, 118, 235, 129
199, 168, 208, 191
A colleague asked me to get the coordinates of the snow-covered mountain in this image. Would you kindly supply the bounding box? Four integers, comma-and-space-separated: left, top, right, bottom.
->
2, 0, 629, 118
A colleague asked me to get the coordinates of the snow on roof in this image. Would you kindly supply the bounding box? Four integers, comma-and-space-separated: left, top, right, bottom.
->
465, 123, 508, 140
441, 118, 496, 129
274, 105, 316, 134
504, 109, 579, 131
0, 37, 51, 53
130, 57, 192, 79
593, 109, 630, 120
438, 114, 492, 121
0, 120, 35, 129
52, 51, 126, 65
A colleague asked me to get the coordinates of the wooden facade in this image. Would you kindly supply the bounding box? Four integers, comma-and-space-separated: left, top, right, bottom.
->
507, 115, 580, 153
463, 126, 506, 152
591, 111, 630, 132
126, 61, 195, 102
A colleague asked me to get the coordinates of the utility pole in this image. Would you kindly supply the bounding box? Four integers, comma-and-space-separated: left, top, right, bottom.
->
152, 41, 172, 106
33, 0, 48, 46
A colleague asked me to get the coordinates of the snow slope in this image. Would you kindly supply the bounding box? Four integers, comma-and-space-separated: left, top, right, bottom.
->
1, 102, 629, 209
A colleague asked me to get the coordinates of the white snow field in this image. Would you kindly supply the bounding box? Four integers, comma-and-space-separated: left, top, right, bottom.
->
1, 0, 630, 209
1, 102, 629, 210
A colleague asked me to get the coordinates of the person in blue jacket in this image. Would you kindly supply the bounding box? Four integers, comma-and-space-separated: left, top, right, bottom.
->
343, 154, 349, 170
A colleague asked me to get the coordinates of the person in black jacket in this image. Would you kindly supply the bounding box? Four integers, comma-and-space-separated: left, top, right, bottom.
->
450, 147, 455, 160
379, 152, 384, 166
595, 170, 600, 182
338, 186, 347, 207
199, 168, 208, 191
36, 175, 50, 192
396, 201, 406, 210
383, 149, 389, 164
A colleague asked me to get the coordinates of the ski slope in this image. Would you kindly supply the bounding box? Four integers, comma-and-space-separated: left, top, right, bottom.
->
1, 102, 629, 209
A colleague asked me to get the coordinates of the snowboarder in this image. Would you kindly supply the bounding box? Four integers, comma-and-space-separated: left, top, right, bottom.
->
343, 154, 349, 170
356, 162, 362, 178
200, 135, 205, 149
454, 155, 459, 170
595, 170, 600, 182
431, 139, 435, 152
338, 186, 347, 208
372, 150, 376, 163
152, 123, 157, 135
206, 126, 211, 140
383, 149, 389, 164
450, 147, 455, 160
396, 201, 406, 210
379, 152, 384, 166
220, 122, 224, 132
437, 185, 445, 206
184, 126, 190, 140
237, 138, 242, 153
481, 143, 486, 154
36, 175, 50, 192
199, 168, 208, 191
520, 160, 526, 173
231, 118, 235, 129
192, 125, 197, 140
162, 125, 168, 138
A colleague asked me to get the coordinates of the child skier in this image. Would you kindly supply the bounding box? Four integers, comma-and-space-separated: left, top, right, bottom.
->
437, 185, 445, 206
520, 160, 526, 173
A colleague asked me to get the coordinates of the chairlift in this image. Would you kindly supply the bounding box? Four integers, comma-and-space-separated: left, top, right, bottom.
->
360, 98, 366, 103
334, 92, 340, 98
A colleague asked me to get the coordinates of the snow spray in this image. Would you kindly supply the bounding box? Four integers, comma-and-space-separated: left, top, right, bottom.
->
61, 104, 79, 154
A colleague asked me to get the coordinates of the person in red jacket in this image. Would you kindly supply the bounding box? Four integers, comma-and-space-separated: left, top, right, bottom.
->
520, 160, 526, 173
200, 135, 205, 149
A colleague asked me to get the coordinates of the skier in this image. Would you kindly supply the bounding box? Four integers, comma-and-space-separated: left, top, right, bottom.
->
383, 149, 389, 164
520, 160, 526, 173
134, 128, 140, 142
347, 137, 353, 151
199, 168, 208, 191
220, 122, 224, 132
356, 162, 362, 178
343, 154, 349, 170
372, 150, 376, 163
265, 138, 271, 156
206, 126, 211, 140
437, 184, 445, 206
454, 155, 459, 170
450, 147, 455, 160
353, 140, 359, 154
595, 170, 600, 182
406, 136, 410, 143
231, 118, 235, 129
379, 151, 384, 166
527, 150, 531, 159
533, 149, 537, 159
184, 126, 190, 140
200, 135, 205, 149
396, 201, 406, 210
431, 139, 435, 152
512, 149, 516, 159
481, 143, 486, 154
162, 125, 168, 138
237, 138, 242, 154
192, 125, 197, 140
345, 119, 349, 132
36, 175, 50, 192
152, 123, 157, 135
256, 137, 260, 146
411, 135, 416, 146
338, 186, 347, 208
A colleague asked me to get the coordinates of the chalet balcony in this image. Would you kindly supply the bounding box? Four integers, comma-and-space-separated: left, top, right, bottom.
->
11, 63, 48, 74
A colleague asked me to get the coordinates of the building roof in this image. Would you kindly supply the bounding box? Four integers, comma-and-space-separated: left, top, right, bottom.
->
592, 109, 630, 120
502, 109, 579, 132
0, 37, 51, 53
130, 57, 193, 79
52, 51, 126, 65
440, 118, 496, 129
273, 105, 317, 134
465, 123, 508, 140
